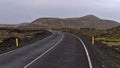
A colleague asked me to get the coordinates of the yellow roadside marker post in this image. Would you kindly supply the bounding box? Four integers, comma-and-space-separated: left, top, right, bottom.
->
92, 36, 95, 45
16, 38, 19, 47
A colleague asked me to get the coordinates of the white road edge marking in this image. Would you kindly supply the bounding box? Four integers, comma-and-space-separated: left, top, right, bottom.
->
0, 32, 55, 57
74, 35, 93, 68
23, 33, 64, 68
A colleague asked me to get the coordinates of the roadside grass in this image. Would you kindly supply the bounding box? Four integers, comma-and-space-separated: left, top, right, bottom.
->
95, 38, 120, 46
59, 28, 120, 54
95, 37, 120, 54
102, 42, 120, 46
0, 28, 51, 53
59, 28, 120, 64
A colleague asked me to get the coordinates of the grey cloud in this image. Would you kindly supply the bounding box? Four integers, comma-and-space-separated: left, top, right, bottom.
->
0, 0, 120, 24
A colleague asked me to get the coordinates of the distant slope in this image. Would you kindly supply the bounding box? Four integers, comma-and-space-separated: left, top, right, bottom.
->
0, 23, 30, 28
108, 26, 120, 31
64, 15, 120, 29
18, 23, 30, 26
30, 15, 120, 29
107, 26, 120, 37
0, 24, 17, 28
98, 26, 120, 38
31, 18, 64, 28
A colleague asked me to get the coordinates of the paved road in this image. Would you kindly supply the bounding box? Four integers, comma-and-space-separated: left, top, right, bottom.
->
0, 31, 102, 68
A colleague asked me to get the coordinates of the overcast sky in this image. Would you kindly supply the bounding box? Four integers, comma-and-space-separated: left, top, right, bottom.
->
0, 0, 120, 24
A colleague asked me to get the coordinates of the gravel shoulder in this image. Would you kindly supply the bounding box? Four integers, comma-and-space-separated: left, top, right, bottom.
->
81, 37, 120, 68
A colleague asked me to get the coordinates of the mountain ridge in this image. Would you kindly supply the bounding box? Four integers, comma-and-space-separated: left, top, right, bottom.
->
30, 15, 120, 29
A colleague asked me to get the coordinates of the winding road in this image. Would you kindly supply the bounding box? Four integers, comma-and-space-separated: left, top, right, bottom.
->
0, 31, 102, 68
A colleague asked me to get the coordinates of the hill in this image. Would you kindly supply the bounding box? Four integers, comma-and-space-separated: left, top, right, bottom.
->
100, 26, 120, 38
0, 24, 18, 28
30, 15, 120, 29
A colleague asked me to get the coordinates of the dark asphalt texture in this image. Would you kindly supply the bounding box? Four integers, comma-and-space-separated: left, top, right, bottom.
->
0, 32, 62, 68
27, 33, 90, 68
0, 32, 105, 68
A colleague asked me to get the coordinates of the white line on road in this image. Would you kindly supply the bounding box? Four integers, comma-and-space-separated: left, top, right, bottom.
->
23, 33, 64, 68
0, 32, 55, 57
74, 35, 93, 68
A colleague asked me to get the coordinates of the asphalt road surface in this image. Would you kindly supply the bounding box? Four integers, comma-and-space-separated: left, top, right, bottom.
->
0, 31, 103, 68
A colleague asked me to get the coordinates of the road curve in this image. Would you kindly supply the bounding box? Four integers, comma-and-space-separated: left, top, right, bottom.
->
0, 31, 102, 68
0, 31, 63, 68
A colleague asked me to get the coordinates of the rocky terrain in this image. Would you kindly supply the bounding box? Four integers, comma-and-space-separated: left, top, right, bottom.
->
0, 28, 51, 54
30, 15, 120, 29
